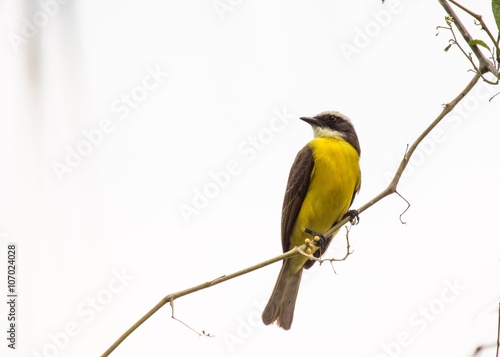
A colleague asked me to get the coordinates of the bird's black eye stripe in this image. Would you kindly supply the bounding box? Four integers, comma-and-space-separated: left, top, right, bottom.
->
327, 115, 340, 123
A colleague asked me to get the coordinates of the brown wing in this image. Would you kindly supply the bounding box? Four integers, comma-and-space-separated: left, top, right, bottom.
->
281, 145, 314, 252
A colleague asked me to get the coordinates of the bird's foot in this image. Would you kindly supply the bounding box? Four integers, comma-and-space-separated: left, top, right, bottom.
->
343, 209, 360, 225
304, 228, 328, 252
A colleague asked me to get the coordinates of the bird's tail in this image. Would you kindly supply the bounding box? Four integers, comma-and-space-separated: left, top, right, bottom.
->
261, 259, 303, 330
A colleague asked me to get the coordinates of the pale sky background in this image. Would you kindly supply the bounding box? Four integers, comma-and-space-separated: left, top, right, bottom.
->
1, 1, 500, 356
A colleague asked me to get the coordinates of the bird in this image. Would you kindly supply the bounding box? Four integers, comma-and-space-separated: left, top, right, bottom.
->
261, 111, 361, 330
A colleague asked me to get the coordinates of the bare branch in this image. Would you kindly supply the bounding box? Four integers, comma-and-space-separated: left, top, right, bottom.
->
328, 226, 354, 262
438, 19, 486, 79
101, 246, 305, 356
439, 0, 499, 75
396, 191, 410, 224
448, 0, 500, 60
103, 69, 484, 357
102, 3, 498, 355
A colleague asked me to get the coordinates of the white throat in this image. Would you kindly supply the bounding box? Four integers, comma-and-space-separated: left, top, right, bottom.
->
313, 126, 344, 139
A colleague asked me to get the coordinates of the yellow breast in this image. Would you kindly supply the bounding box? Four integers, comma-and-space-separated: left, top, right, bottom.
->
288, 137, 360, 272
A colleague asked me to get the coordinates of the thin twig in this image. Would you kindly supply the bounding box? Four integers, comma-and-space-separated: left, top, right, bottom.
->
439, 19, 485, 79
171, 314, 204, 337
327, 226, 354, 263
101, 246, 304, 356
448, 0, 500, 59
396, 191, 410, 224
299, 226, 353, 264
439, 0, 498, 75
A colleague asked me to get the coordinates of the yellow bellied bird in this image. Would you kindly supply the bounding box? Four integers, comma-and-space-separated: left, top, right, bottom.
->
262, 111, 361, 330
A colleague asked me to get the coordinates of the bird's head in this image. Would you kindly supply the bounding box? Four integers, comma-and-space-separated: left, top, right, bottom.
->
300, 111, 361, 156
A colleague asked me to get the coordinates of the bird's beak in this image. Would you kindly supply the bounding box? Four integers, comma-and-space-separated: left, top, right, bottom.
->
300, 116, 318, 126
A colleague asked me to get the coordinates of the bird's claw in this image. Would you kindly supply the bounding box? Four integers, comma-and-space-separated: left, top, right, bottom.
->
343, 209, 360, 225
304, 228, 328, 251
